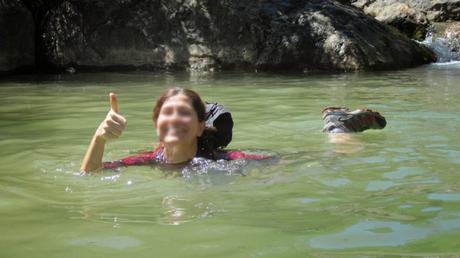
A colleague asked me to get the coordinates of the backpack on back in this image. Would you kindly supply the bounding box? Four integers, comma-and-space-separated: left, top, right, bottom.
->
204, 102, 233, 148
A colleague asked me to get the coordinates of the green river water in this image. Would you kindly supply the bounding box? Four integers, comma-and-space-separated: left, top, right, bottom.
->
1, 63, 460, 257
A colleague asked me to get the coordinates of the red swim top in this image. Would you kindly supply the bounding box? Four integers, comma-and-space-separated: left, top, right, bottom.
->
103, 147, 271, 169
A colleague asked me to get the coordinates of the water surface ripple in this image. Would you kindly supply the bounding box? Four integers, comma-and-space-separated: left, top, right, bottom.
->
1, 64, 460, 257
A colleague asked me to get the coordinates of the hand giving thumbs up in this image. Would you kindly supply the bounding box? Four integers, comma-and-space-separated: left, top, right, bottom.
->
95, 92, 127, 141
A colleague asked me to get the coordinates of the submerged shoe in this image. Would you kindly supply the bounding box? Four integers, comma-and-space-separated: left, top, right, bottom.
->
322, 106, 386, 133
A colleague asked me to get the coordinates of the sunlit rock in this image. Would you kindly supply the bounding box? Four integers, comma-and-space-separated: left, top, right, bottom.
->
351, 0, 460, 39
445, 22, 460, 52
352, 0, 430, 40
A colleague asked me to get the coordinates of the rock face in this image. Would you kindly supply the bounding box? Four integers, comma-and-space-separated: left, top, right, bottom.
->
414, 0, 460, 21
351, 0, 460, 39
445, 22, 460, 52
0, 1, 34, 72
1, 0, 435, 73
419, 22, 460, 62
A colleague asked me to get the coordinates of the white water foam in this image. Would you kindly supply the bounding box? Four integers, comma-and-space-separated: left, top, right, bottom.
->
431, 60, 460, 66
421, 33, 460, 63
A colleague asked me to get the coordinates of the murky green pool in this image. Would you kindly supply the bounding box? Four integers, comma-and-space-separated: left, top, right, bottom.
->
1, 63, 460, 257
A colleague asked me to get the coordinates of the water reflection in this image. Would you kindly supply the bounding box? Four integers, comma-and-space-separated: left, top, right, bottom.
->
383, 167, 421, 179
160, 196, 190, 226
309, 212, 460, 250
328, 134, 364, 154
2, 66, 460, 256
309, 220, 430, 249
69, 235, 142, 249
428, 193, 460, 202
366, 180, 395, 192
159, 195, 224, 226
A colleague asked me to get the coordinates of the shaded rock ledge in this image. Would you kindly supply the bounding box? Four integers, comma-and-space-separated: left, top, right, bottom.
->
1, 0, 435, 74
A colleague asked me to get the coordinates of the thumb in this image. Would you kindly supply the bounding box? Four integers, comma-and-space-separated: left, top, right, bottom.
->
109, 92, 119, 113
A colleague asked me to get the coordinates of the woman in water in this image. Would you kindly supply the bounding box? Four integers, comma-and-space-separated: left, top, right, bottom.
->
81, 87, 268, 173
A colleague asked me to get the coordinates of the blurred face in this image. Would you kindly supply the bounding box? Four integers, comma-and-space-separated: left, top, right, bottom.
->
155, 93, 204, 146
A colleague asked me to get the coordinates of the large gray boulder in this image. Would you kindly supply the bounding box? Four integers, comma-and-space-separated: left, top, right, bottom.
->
1, 0, 435, 73
248, 0, 435, 71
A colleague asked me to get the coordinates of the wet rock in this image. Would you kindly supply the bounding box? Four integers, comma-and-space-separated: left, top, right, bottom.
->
1, 0, 435, 73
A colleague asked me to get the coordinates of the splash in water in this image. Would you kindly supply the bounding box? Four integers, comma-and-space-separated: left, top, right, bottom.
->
421, 32, 460, 63
181, 150, 278, 182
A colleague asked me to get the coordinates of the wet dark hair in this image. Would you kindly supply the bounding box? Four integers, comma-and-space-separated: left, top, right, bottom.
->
153, 87, 206, 124
152, 87, 221, 159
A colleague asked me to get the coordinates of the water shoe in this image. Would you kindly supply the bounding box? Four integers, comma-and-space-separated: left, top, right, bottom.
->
322, 106, 386, 133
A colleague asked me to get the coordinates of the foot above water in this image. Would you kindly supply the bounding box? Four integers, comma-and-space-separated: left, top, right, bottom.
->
322, 106, 387, 133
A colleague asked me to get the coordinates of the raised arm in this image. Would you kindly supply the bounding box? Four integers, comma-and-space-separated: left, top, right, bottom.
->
80, 93, 127, 173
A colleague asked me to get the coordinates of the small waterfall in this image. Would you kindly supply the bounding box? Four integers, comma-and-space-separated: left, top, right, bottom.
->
421, 33, 460, 63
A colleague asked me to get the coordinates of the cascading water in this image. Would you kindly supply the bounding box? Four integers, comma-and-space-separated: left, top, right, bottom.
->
421, 32, 460, 63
